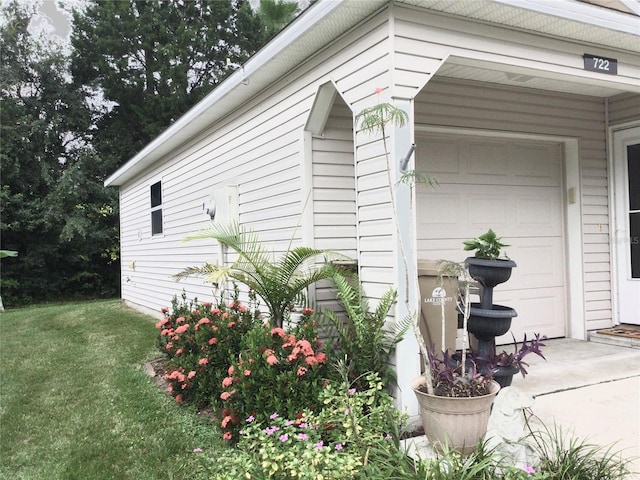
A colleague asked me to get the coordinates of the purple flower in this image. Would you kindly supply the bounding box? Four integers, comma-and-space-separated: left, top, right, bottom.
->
285, 420, 294, 426
270, 412, 279, 420
348, 388, 356, 395
279, 434, 289, 442
315, 441, 324, 450
344, 408, 350, 415
193, 448, 202, 453
335, 443, 343, 450
299, 422, 308, 428
264, 426, 281, 435
246, 415, 255, 423
521, 466, 536, 474
298, 433, 308, 440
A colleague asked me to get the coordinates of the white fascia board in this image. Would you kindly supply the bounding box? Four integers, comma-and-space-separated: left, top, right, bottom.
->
494, 0, 640, 35
105, 0, 350, 187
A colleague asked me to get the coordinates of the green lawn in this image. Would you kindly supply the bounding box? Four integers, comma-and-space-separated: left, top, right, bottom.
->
0, 300, 224, 480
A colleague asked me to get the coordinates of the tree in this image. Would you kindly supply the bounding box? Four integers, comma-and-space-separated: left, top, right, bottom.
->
256, 0, 299, 40
70, 0, 268, 171
0, 1, 119, 306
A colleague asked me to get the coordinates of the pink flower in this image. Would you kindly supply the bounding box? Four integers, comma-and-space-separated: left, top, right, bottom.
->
222, 376, 233, 387
222, 431, 232, 441
266, 355, 279, 366
220, 391, 231, 400
211, 308, 221, 315
244, 369, 251, 377
297, 367, 307, 377
161, 307, 169, 313
521, 466, 536, 474
227, 321, 235, 328
238, 305, 247, 313
176, 316, 185, 324
165, 342, 173, 350
229, 301, 237, 309
175, 348, 183, 355
221, 415, 233, 428
175, 394, 183, 404
198, 357, 209, 366
197, 317, 210, 325
175, 324, 189, 334
374, 87, 384, 94
203, 302, 211, 308
228, 365, 235, 376
155, 318, 169, 328
188, 371, 196, 379
270, 327, 286, 338
302, 308, 314, 315
208, 337, 218, 345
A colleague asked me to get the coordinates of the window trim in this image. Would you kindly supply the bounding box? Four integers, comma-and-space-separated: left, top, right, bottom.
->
150, 180, 163, 236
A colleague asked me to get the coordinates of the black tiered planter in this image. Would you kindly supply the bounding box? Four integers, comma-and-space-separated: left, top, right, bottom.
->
464, 257, 518, 360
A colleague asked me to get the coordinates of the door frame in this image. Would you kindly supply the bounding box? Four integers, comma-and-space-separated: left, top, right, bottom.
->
415, 125, 586, 339
609, 121, 640, 325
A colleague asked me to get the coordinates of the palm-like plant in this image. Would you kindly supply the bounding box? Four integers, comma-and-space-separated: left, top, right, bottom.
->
174, 222, 336, 328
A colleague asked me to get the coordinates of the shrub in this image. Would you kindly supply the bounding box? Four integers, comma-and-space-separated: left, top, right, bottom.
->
156, 291, 260, 407
218, 309, 333, 441
319, 270, 410, 390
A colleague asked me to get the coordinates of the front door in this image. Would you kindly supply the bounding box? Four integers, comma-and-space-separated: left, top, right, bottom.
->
612, 126, 640, 325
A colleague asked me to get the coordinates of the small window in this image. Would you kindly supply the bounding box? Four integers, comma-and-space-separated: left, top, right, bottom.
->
150, 181, 163, 235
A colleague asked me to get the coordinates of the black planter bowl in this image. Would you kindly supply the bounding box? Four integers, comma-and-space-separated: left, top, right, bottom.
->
465, 257, 517, 289
467, 304, 518, 340
492, 365, 520, 388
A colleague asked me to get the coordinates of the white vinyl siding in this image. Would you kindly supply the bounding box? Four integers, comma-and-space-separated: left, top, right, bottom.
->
116, 10, 394, 313
608, 93, 640, 126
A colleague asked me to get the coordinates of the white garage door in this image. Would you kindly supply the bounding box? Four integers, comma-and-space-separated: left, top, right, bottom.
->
416, 134, 566, 342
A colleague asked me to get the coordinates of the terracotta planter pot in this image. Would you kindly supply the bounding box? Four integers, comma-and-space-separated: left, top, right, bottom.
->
410, 377, 500, 455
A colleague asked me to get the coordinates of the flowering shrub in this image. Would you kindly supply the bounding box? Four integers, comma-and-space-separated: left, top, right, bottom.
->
218, 309, 332, 441
236, 413, 362, 479
156, 291, 260, 407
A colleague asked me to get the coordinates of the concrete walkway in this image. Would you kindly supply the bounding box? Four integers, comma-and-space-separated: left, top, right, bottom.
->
404, 338, 640, 478
512, 338, 640, 478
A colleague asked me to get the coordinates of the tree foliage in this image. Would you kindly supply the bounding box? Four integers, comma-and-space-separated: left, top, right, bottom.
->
70, 0, 269, 170
0, 1, 119, 306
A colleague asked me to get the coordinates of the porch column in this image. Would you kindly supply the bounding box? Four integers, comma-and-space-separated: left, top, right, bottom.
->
392, 97, 421, 420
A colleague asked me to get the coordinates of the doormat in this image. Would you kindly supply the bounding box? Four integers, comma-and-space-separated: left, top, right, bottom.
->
596, 325, 640, 339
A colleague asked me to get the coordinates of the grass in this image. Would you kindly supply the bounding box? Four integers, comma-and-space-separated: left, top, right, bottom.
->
0, 300, 225, 480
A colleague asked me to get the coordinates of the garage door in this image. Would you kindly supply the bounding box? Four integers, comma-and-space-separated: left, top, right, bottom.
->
416, 134, 566, 343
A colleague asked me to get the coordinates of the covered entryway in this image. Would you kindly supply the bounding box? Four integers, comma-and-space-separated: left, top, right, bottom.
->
612, 125, 640, 325
415, 132, 567, 342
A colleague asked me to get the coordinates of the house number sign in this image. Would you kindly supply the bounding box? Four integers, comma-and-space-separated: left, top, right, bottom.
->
583, 54, 618, 75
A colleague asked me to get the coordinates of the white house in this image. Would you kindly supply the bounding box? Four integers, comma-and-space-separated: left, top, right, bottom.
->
105, 0, 640, 416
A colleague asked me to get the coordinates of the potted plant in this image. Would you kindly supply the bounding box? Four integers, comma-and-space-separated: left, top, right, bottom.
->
463, 229, 516, 306
481, 333, 547, 388
410, 261, 501, 455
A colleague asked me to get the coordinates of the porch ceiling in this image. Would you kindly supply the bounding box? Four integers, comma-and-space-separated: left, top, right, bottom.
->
435, 58, 637, 97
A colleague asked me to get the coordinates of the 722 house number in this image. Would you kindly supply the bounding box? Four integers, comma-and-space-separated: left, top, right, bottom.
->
583, 54, 618, 75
